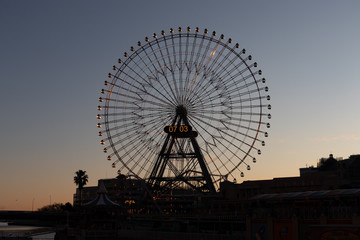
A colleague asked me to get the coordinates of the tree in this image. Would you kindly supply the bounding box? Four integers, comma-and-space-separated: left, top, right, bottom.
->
38, 202, 73, 212
74, 170, 88, 206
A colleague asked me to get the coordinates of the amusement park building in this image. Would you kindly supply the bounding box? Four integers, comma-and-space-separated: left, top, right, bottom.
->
213, 154, 360, 239
219, 154, 360, 202
72, 154, 360, 239
74, 154, 360, 206
74, 175, 144, 207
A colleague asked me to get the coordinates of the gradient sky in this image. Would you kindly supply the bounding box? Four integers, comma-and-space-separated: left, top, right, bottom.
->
1, 0, 360, 211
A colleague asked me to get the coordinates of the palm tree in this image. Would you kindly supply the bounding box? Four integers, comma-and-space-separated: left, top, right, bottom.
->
74, 170, 88, 206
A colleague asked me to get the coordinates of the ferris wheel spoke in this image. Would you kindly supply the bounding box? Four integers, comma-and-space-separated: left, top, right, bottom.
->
105, 84, 173, 109
110, 72, 176, 107
222, 69, 262, 92
219, 119, 264, 136
206, 39, 229, 73
178, 32, 184, 97
210, 45, 243, 78
183, 36, 216, 100
218, 57, 250, 82
169, 32, 185, 102
231, 94, 269, 105
124, 137, 164, 177
206, 133, 251, 175
191, 119, 239, 178
122, 58, 178, 107
103, 103, 169, 112
158, 36, 181, 100
147, 38, 180, 104
183, 32, 198, 99
223, 77, 262, 96
188, 45, 243, 100
192, 113, 264, 143
194, 70, 256, 103
190, 114, 260, 154
183, 32, 206, 98
129, 146, 155, 176
193, 108, 267, 118
191, 38, 221, 91
194, 127, 227, 177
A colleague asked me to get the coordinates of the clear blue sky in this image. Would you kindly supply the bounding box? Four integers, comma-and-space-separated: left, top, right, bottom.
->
1, 0, 360, 210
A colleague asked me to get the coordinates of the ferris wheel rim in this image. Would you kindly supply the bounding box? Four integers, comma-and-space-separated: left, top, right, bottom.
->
97, 26, 270, 186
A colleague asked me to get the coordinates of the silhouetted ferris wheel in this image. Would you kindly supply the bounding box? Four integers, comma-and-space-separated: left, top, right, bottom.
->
97, 27, 271, 193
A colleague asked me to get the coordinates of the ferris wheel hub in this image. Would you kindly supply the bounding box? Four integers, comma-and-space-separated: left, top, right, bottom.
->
176, 105, 187, 117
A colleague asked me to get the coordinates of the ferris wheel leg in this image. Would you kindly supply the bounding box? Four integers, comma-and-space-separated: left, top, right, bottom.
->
148, 110, 216, 194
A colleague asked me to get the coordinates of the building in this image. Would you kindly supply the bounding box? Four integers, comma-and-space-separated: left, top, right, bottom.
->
74, 175, 147, 212
213, 154, 360, 239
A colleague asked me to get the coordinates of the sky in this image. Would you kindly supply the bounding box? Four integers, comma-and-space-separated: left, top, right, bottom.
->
1, 0, 360, 211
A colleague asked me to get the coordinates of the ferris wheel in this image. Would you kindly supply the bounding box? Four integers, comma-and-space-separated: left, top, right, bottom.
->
97, 27, 271, 193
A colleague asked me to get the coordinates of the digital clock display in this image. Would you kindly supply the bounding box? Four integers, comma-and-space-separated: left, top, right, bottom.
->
164, 125, 198, 138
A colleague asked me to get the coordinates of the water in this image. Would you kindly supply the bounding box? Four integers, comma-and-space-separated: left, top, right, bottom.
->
0, 222, 55, 239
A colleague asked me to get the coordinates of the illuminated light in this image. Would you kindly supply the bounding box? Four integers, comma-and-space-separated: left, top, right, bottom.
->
98, 131, 102, 136
228, 38, 232, 43
178, 27, 182, 32
220, 34, 224, 39
169, 28, 174, 34
107, 156, 111, 161
242, 49, 246, 54
112, 65, 117, 71
187, 26, 190, 32
247, 165, 251, 170
103, 148, 108, 153
97, 106, 102, 111
137, 41, 141, 46
100, 89, 105, 94
264, 132, 268, 137
266, 123, 271, 128
262, 78, 266, 83
209, 49, 216, 58
204, 28, 208, 34
262, 141, 265, 146
254, 62, 258, 67
267, 114, 271, 119
124, 52, 128, 57
235, 43, 239, 48
212, 31, 216, 36
241, 172, 244, 177
118, 59, 122, 63
130, 46, 134, 51
97, 123, 102, 128
98, 97, 103, 102
248, 55, 252, 60
152, 33, 157, 38
253, 158, 257, 163
258, 70, 262, 75
257, 149, 261, 155
100, 140, 105, 145
104, 81, 108, 86
161, 30, 165, 36
112, 163, 116, 168
107, 73, 112, 78
266, 95, 271, 101
96, 114, 101, 119
265, 86, 269, 92
195, 27, 199, 32
145, 37, 149, 42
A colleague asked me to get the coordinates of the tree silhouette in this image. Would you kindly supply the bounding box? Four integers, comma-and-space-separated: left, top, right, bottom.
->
74, 170, 88, 206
